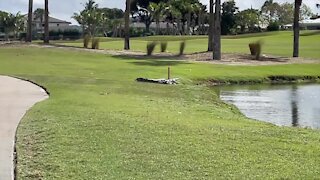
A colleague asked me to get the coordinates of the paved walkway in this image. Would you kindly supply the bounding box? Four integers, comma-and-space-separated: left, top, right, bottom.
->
0, 76, 48, 180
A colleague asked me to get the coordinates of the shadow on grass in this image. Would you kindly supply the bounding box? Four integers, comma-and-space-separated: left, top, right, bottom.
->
129, 60, 191, 66
112, 53, 184, 60
300, 30, 320, 36
112, 54, 191, 66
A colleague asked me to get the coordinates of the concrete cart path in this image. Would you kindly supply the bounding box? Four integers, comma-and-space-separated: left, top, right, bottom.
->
0, 76, 48, 180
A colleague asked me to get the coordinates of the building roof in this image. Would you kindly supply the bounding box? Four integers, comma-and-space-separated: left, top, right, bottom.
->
300, 18, 320, 26
284, 18, 320, 27
23, 14, 71, 24
301, 18, 320, 24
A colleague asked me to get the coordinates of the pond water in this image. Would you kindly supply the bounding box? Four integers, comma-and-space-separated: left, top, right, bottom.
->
216, 84, 320, 129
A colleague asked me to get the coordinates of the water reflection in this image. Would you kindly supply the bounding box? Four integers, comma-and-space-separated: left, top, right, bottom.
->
290, 85, 299, 127
216, 84, 320, 129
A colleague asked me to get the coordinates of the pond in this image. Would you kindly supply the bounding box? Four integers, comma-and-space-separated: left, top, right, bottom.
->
216, 83, 320, 129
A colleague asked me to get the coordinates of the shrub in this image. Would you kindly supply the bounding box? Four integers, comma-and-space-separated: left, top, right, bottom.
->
249, 40, 263, 60
83, 35, 91, 48
160, 41, 168, 52
146, 41, 157, 56
49, 29, 81, 40
267, 21, 280, 31
179, 41, 186, 56
91, 38, 100, 49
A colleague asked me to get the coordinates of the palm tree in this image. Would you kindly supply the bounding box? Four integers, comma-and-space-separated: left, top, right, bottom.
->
165, 3, 182, 35
191, 3, 202, 34
34, 8, 45, 32
184, 3, 195, 35
72, 0, 105, 38
213, 0, 221, 60
72, 13, 85, 36
124, 0, 130, 50
208, 0, 214, 51
27, 0, 33, 42
148, 2, 166, 35
293, 0, 302, 57
44, 0, 49, 43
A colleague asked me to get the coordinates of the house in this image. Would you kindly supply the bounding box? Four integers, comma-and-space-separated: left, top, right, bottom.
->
300, 18, 320, 30
24, 14, 73, 32
283, 18, 320, 30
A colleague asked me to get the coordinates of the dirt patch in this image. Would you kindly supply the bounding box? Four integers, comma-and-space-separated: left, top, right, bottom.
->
184, 52, 320, 65
1, 43, 319, 66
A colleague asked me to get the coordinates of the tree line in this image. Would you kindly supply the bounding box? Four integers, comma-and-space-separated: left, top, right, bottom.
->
0, 0, 318, 59
71, 0, 315, 38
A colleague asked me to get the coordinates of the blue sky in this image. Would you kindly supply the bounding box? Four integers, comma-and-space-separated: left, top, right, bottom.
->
0, 0, 319, 24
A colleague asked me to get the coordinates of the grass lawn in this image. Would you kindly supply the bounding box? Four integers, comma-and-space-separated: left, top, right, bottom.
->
1, 45, 320, 179
59, 31, 320, 59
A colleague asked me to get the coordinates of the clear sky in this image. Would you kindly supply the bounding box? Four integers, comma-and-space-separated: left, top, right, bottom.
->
0, 0, 319, 24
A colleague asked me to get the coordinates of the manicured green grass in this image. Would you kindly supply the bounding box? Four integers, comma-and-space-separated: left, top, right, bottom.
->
58, 31, 320, 59
1, 47, 320, 179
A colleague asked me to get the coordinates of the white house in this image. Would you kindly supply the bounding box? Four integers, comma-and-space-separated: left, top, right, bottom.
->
284, 18, 320, 30
300, 18, 320, 30
24, 14, 72, 32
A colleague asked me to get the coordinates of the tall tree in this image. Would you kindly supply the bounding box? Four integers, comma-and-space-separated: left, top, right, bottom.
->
148, 2, 166, 35
72, 0, 105, 37
124, 0, 130, 50
131, 0, 168, 33
44, 0, 49, 43
165, 3, 182, 35
221, 0, 238, 35
0, 12, 24, 41
27, 0, 33, 42
277, 3, 294, 25
213, 0, 221, 60
236, 9, 260, 33
34, 8, 45, 32
208, 0, 214, 51
261, 0, 280, 24
293, 0, 302, 57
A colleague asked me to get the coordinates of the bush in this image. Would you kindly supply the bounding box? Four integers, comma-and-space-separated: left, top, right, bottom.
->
267, 21, 280, 31
83, 35, 91, 48
146, 41, 158, 56
179, 41, 186, 56
160, 41, 168, 52
19, 32, 27, 41
91, 38, 100, 49
249, 40, 263, 60
49, 29, 81, 40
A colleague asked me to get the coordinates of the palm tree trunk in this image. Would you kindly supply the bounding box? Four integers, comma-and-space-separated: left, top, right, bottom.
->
124, 0, 130, 50
213, 0, 221, 60
156, 20, 160, 35
208, 0, 214, 51
26, 0, 33, 42
293, 0, 301, 57
44, 0, 49, 43
187, 12, 191, 35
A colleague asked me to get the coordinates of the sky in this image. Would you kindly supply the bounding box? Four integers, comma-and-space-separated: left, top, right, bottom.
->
0, 0, 319, 24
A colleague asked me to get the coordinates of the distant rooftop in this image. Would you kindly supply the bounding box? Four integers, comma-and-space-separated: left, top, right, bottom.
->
23, 14, 71, 24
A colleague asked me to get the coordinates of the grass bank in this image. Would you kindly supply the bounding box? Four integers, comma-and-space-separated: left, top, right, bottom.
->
58, 31, 320, 59
1, 46, 320, 179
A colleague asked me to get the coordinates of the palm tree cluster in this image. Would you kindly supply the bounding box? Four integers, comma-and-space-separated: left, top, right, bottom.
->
132, 0, 207, 35
73, 1, 126, 38
26, 0, 49, 43
22, 0, 304, 60
72, 0, 107, 38
0, 11, 24, 41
